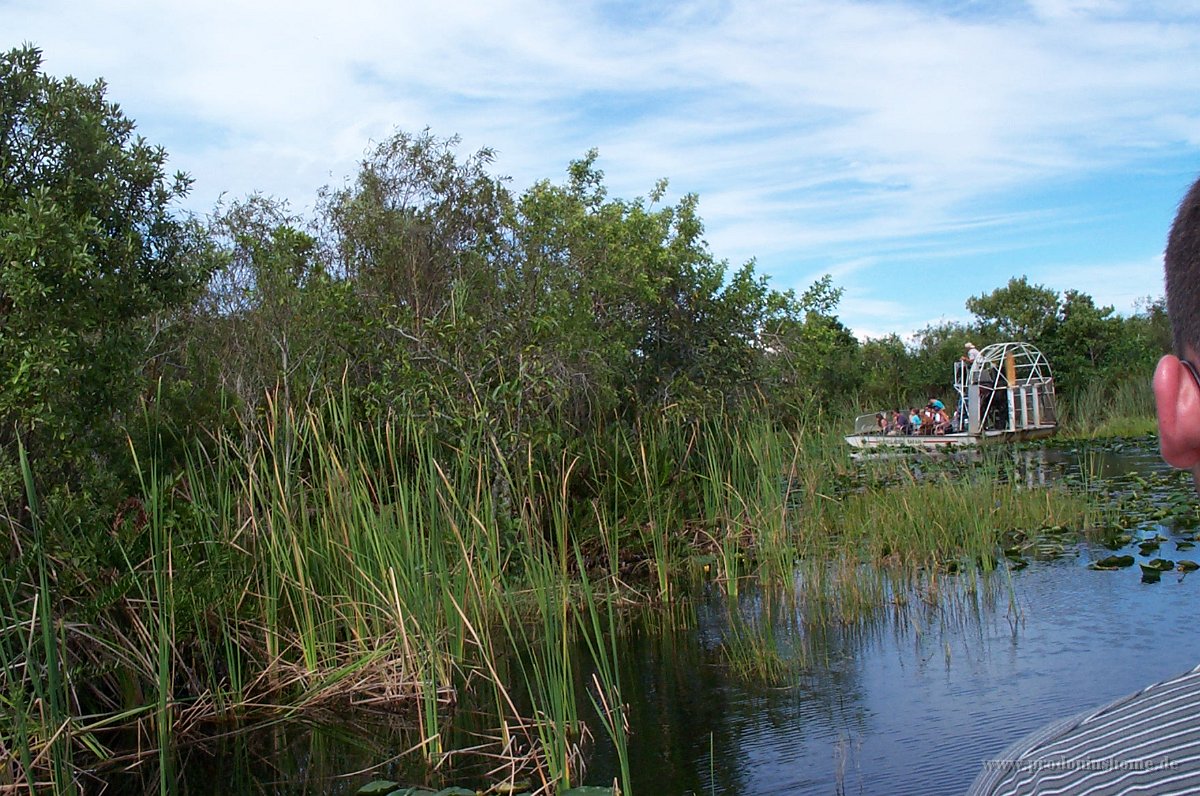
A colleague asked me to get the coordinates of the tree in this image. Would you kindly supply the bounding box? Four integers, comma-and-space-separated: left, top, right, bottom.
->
966, 276, 1059, 342
321, 129, 508, 330
857, 333, 914, 407
317, 129, 512, 421
1038, 290, 1120, 393
908, 320, 981, 399
196, 195, 354, 410
0, 45, 210, 508
759, 275, 859, 412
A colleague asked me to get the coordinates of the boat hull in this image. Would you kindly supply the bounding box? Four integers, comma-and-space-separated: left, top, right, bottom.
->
843, 425, 1057, 449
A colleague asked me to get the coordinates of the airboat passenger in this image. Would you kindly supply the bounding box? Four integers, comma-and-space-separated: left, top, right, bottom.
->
893, 409, 909, 435
908, 408, 922, 435
933, 406, 951, 434
875, 412, 887, 433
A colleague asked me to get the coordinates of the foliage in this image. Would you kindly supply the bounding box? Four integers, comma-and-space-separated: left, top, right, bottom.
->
759, 275, 861, 414
308, 136, 844, 436
855, 333, 913, 409
963, 277, 1166, 413
908, 320, 976, 403
191, 195, 360, 411
966, 276, 1060, 341
0, 45, 211, 510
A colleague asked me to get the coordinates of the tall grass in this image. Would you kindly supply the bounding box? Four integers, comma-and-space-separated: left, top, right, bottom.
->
0, 394, 1103, 793
5, 443, 75, 793
1060, 375, 1157, 438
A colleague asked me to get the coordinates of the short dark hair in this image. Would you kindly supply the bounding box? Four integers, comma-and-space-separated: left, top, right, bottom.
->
1166, 176, 1200, 354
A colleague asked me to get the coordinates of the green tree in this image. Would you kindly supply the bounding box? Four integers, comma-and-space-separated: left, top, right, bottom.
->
857, 333, 914, 408
509, 153, 804, 421
909, 320, 980, 400
195, 195, 356, 411
759, 275, 859, 412
966, 276, 1059, 342
0, 45, 210, 508
1038, 290, 1121, 394
318, 129, 511, 416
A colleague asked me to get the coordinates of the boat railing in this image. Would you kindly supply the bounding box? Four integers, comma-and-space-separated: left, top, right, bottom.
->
853, 413, 887, 434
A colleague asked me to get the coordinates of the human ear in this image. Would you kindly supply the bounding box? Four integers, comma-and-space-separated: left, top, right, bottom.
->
1154, 355, 1200, 469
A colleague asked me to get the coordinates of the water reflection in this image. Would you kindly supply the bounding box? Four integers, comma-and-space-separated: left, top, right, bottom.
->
590, 550, 1200, 795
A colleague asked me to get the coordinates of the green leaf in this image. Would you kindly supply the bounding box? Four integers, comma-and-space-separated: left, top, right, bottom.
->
1092, 555, 1134, 569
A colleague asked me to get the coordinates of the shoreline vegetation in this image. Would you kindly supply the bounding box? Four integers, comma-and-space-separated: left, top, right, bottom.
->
3, 404, 1123, 794
0, 46, 1168, 794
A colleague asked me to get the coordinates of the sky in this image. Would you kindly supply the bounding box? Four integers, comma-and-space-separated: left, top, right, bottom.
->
6, 0, 1200, 340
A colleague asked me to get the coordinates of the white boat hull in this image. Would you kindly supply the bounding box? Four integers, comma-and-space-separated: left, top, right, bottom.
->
844, 425, 1057, 449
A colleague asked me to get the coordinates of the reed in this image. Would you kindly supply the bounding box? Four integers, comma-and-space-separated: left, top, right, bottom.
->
17, 442, 75, 793
0, 393, 1108, 793
573, 543, 630, 793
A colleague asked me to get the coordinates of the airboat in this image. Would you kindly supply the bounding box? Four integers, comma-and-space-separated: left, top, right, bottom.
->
844, 342, 1058, 449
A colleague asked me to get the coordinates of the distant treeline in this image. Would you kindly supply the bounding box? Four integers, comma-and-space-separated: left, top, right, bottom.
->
0, 45, 1169, 521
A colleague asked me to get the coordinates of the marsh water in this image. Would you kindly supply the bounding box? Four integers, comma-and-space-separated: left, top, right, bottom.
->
112, 440, 1200, 795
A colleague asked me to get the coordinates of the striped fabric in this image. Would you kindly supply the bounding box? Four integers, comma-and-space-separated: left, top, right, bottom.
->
967, 664, 1200, 795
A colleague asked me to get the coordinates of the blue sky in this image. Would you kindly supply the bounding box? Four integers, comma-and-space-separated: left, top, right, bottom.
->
6, 0, 1200, 339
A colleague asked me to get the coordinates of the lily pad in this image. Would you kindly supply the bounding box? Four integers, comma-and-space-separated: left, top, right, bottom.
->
1180, 560, 1200, 572
490, 785, 530, 795
1103, 536, 1130, 551
1093, 555, 1135, 569
356, 785, 476, 796
357, 783, 401, 796
1178, 541, 1196, 551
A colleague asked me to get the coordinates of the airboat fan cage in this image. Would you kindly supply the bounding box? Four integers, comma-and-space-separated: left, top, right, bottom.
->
968, 342, 1054, 387
962, 341, 1057, 435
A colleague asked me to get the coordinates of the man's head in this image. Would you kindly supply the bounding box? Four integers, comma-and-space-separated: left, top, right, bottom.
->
1154, 176, 1200, 476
